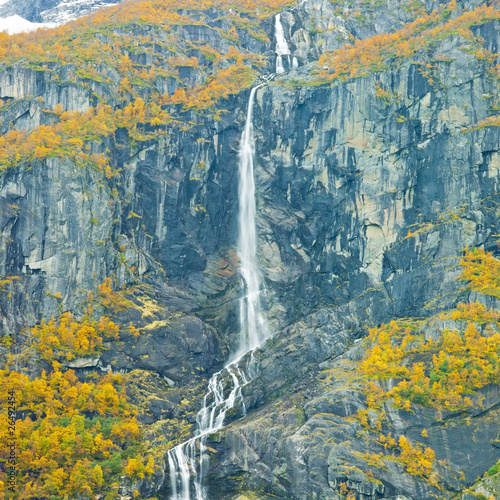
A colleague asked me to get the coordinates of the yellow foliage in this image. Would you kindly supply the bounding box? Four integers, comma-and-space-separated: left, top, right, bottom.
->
0, 100, 172, 172
459, 247, 500, 298
31, 310, 124, 362
398, 436, 435, 478
0, 364, 149, 498
361, 249, 500, 413
124, 458, 145, 479
0, 275, 161, 497
362, 311, 500, 412
97, 277, 135, 312
316, 3, 500, 83
365, 435, 436, 484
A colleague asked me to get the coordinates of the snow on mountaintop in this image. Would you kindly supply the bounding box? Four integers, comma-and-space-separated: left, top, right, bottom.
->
0, 14, 58, 34
0, 0, 120, 35
39, 0, 117, 24
0, 0, 122, 26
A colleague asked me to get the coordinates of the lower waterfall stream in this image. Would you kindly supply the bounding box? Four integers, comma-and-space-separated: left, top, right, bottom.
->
167, 85, 269, 500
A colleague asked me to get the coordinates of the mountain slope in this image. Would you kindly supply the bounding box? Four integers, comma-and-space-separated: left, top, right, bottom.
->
1, 0, 500, 499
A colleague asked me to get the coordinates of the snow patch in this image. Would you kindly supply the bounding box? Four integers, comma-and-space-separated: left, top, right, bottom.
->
0, 15, 58, 34
40, 0, 118, 24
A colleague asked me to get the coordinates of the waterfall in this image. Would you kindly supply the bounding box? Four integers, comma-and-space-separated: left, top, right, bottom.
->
167, 357, 255, 500
236, 85, 269, 357
275, 13, 291, 74
167, 85, 268, 500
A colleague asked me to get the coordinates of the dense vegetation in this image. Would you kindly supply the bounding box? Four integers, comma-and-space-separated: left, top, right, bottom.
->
0, 278, 162, 498
1, 0, 499, 176
0, 0, 291, 69
0, 0, 292, 176
0, 1, 294, 495
0, 0, 287, 103
316, 1, 500, 83
354, 249, 500, 487
362, 248, 500, 412
0, 309, 151, 499
0, 98, 171, 172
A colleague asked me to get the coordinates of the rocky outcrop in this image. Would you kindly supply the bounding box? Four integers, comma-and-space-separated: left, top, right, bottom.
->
458, 471, 500, 499
207, 330, 500, 499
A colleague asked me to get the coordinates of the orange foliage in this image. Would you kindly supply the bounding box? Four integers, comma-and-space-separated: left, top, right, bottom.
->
0, 0, 291, 73
0, 99, 171, 172
171, 62, 256, 111
317, 2, 500, 82
467, 115, 500, 132
0, 0, 281, 176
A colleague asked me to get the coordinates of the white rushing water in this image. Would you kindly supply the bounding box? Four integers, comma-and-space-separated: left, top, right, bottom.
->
236, 85, 270, 358
167, 355, 256, 500
167, 85, 269, 500
275, 13, 291, 74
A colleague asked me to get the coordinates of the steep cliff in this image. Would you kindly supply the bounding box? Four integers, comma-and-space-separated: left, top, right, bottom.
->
2, 0, 500, 499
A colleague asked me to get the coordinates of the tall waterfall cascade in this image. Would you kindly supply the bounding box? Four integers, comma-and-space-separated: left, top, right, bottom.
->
275, 13, 291, 74
237, 85, 270, 357
167, 85, 269, 500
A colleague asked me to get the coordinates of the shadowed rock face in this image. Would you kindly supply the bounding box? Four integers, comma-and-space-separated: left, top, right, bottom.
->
2, 0, 500, 498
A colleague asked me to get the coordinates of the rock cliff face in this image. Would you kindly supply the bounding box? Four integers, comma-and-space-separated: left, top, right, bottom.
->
2, 0, 500, 499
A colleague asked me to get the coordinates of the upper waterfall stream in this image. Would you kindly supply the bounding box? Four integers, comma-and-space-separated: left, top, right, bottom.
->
167, 85, 269, 499
275, 13, 291, 74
